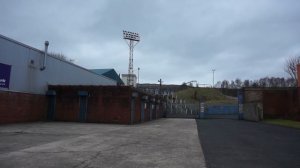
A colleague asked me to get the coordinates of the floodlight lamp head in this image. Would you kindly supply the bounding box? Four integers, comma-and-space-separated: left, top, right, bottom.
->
123, 30, 140, 41
45, 41, 49, 46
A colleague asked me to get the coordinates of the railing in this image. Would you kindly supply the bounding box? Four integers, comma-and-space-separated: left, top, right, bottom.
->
165, 99, 199, 118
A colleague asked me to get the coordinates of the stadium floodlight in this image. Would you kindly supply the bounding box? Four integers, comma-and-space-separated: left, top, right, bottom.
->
123, 30, 140, 41
122, 30, 141, 87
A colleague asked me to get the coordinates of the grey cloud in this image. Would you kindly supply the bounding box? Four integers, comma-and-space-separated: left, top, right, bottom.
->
0, 0, 300, 84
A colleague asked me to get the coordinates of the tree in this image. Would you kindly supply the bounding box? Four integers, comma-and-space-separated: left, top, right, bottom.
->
286, 78, 296, 87
284, 56, 300, 86
215, 81, 222, 88
235, 78, 242, 88
229, 80, 235, 88
221, 80, 229, 88
50, 52, 74, 63
252, 80, 259, 87
259, 78, 267, 87
244, 80, 250, 87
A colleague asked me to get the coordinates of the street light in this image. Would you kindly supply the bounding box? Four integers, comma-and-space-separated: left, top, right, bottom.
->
212, 69, 216, 88
137, 67, 140, 84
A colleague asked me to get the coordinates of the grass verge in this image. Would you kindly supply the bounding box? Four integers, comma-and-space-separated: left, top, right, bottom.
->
264, 119, 300, 129
176, 88, 237, 105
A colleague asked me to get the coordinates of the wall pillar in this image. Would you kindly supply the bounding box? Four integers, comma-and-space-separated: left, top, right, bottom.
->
141, 95, 148, 122
131, 92, 138, 124
238, 89, 244, 120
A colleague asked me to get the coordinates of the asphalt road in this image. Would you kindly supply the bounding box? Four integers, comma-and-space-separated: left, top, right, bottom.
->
196, 119, 300, 168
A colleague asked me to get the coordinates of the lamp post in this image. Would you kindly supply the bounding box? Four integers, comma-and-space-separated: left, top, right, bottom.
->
137, 67, 140, 84
212, 69, 216, 88
158, 79, 163, 95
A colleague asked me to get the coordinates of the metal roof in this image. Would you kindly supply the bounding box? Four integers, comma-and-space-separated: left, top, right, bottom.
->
91, 69, 124, 85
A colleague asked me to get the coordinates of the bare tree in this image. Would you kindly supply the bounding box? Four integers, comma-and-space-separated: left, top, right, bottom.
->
235, 78, 242, 88
244, 80, 250, 87
221, 80, 229, 88
284, 56, 300, 83
49, 52, 74, 63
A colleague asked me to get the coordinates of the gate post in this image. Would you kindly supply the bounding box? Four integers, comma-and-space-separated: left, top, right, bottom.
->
156, 99, 160, 118
150, 97, 155, 120
46, 90, 56, 121
238, 89, 244, 120
200, 102, 205, 119
141, 95, 148, 122
199, 96, 205, 119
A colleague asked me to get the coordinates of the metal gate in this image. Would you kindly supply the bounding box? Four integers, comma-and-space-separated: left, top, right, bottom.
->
204, 104, 239, 119
166, 90, 244, 120
166, 100, 199, 118
200, 90, 244, 119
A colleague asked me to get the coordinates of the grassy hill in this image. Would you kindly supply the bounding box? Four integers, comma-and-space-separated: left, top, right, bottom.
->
175, 88, 237, 105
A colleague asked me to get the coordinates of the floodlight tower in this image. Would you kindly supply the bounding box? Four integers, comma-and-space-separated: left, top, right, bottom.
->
123, 30, 140, 86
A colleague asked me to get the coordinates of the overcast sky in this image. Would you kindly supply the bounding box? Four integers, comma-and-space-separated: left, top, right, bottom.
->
1, 0, 300, 85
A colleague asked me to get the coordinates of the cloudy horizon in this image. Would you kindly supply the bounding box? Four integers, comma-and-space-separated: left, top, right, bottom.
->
1, 0, 300, 85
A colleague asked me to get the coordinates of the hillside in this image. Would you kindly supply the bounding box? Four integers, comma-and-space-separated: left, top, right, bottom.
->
175, 88, 237, 105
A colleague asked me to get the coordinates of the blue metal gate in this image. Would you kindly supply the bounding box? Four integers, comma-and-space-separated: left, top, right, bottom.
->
205, 104, 239, 119
200, 89, 244, 119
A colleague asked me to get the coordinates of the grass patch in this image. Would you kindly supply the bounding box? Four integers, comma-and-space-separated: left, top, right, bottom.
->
176, 88, 237, 105
264, 119, 300, 129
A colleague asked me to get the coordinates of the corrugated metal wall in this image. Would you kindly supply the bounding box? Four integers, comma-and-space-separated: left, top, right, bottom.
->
0, 34, 116, 94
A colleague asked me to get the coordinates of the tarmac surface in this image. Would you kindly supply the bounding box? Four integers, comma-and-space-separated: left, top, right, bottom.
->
0, 118, 206, 168
196, 119, 300, 168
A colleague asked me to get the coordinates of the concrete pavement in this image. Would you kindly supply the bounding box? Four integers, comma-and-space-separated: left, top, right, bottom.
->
0, 119, 206, 168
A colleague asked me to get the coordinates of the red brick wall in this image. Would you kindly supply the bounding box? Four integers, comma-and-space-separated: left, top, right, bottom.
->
263, 89, 300, 121
0, 86, 164, 125
49, 86, 139, 124
133, 96, 141, 124
0, 91, 47, 124
84, 86, 131, 124
244, 88, 300, 121
48, 85, 165, 124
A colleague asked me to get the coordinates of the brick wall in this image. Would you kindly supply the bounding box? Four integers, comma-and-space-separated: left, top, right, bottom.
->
0, 86, 165, 124
0, 91, 47, 124
48, 85, 164, 124
243, 88, 300, 121
263, 89, 300, 120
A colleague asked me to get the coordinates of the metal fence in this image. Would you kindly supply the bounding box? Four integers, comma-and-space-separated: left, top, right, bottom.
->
165, 99, 200, 118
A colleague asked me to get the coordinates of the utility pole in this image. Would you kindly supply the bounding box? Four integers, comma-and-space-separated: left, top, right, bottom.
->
158, 79, 163, 95
212, 69, 216, 88
137, 67, 140, 84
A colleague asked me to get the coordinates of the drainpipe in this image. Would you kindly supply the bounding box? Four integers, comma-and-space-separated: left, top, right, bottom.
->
40, 41, 49, 71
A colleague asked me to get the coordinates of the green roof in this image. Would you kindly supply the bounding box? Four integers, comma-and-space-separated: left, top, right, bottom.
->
91, 69, 124, 85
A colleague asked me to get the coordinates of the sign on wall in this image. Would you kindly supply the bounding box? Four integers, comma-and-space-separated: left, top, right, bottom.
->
0, 63, 11, 89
